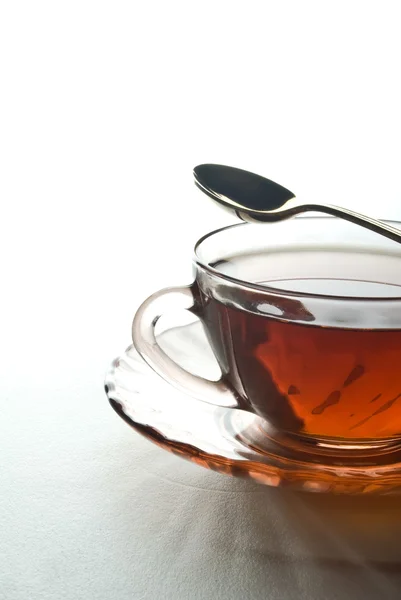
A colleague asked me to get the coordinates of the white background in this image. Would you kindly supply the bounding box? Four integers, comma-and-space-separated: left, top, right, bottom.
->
1, 2, 401, 599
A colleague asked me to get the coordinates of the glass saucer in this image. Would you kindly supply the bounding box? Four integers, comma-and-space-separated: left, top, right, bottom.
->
105, 322, 401, 495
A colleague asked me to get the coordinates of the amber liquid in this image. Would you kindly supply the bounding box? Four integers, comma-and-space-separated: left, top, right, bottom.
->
200, 253, 401, 440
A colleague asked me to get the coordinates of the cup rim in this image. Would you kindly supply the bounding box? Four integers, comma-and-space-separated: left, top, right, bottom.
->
193, 217, 401, 302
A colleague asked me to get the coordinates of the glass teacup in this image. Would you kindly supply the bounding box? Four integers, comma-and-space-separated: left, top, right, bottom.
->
132, 217, 401, 450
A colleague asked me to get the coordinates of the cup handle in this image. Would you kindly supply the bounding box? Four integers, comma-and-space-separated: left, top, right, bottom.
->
132, 284, 240, 409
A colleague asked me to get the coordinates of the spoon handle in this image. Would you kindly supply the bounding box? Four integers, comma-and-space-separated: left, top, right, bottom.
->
306, 203, 401, 245
240, 200, 401, 245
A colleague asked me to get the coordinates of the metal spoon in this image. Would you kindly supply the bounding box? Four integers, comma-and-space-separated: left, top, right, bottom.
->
193, 163, 401, 244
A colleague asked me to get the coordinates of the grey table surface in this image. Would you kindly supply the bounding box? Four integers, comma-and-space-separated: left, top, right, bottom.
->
2, 280, 401, 599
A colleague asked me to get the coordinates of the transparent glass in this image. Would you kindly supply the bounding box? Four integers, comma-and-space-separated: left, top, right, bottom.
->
108, 321, 401, 494
132, 217, 401, 450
